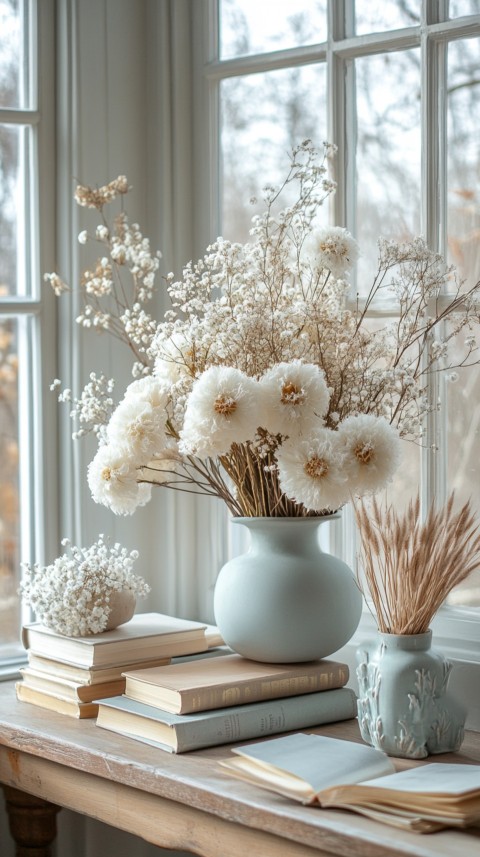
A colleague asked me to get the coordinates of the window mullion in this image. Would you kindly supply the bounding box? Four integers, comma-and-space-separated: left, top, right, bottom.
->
421, 24, 448, 512
195, 0, 220, 249
328, 0, 350, 230
327, 1, 357, 566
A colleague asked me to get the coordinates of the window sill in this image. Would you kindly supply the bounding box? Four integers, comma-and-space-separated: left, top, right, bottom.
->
0, 657, 26, 683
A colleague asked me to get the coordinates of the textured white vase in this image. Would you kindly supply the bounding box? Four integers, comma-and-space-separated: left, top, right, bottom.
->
213, 515, 362, 663
356, 631, 466, 758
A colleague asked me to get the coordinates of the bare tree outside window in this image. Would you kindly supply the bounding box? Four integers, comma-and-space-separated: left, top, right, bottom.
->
0, 0, 22, 648
218, 3, 480, 608
220, 0, 327, 59
355, 48, 422, 293
446, 37, 480, 605
221, 63, 328, 242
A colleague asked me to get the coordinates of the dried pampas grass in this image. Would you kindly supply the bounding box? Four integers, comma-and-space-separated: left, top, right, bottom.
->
355, 493, 480, 635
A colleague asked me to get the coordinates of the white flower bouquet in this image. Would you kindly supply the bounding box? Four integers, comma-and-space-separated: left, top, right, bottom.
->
49, 142, 480, 518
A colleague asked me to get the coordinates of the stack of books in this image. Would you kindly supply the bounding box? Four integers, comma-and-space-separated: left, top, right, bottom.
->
17, 613, 222, 718
95, 653, 357, 752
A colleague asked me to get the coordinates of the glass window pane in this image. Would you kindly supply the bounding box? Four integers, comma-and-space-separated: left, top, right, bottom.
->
447, 37, 480, 608
0, 0, 27, 108
220, 0, 327, 59
449, 0, 480, 17
355, 0, 420, 34
221, 64, 327, 241
446, 360, 480, 607
0, 124, 33, 297
447, 37, 480, 290
0, 317, 21, 653
355, 49, 421, 294
362, 316, 421, 513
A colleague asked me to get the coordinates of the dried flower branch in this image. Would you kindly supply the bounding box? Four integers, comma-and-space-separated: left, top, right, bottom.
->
355, 493, 480, 634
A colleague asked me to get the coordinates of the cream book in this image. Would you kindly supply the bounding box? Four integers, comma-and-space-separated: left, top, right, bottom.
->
220, 732, 480, 832
16, 682, 98, 719
22, 613, 210, 667
26, 652, 171, 685
20, 668, 126, 703
123, 655, 349, 714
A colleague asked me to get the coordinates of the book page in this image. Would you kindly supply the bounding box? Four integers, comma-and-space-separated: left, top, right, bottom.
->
231, 733, 395, 795
360, 763, 480, 795
331, 803, 446, 833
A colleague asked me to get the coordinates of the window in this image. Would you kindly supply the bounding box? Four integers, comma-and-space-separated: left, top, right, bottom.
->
2, 1, 479, 677
0, 0, 55, 667
202, 0, 480, 612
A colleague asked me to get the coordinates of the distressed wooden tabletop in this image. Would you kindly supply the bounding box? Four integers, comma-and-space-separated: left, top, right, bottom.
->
1, 680, 480, 857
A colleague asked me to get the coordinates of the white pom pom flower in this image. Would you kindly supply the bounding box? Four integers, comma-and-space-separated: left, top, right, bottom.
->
123, 375, 170, 409
179, 366, 261, 458
304, 226, 360, 279
276, 429, 349, 512
87, 444, 149, 515
337, 414, 401, 495
107, 397, 166, 463
259, 361, 329, 438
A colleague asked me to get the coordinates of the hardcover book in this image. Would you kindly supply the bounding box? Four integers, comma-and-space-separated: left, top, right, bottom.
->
95, 687, 357, 753
21, 613, 210, 668
19, 668, 126, 703
220, 732, 480, 832
122, 654, 349, 714
26, 652, 171, 685
15, 682, 99, 718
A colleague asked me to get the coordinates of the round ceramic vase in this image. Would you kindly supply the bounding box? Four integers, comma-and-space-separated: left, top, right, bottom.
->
356, 631, 466, 758
103, 589, 137, 631
213, 515, 363, 663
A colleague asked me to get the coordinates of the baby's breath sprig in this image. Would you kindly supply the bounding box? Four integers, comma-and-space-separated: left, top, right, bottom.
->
20, 535, 150, 636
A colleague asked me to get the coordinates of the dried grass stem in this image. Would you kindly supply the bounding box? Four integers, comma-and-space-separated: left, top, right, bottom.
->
355, 493, 480, 634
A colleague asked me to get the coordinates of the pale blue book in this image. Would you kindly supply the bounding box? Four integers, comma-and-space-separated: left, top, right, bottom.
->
95, 686, 357, 753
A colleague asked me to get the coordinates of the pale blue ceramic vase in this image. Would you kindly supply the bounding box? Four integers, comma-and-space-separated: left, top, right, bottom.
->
356, 631, 466, 758
213, 515, 363, 663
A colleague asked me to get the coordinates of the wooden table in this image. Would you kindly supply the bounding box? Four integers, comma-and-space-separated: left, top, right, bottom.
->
1, 681, 480, 857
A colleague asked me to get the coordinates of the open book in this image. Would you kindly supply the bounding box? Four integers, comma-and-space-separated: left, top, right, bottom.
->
220, 732, 480, 833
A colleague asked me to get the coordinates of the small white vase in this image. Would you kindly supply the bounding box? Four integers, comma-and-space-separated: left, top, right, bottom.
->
104, 589, 137, 631
356, 631, 466, 758
213, 515, 362, 663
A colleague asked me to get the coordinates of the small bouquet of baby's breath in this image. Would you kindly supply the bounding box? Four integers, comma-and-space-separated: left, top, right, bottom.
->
20, 535, 150, 636
355, 493, 480, 634
46, 141, 480, 520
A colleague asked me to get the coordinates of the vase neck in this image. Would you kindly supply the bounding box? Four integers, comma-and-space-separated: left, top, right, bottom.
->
233, 516, 337, 553
378, 630, 432, 651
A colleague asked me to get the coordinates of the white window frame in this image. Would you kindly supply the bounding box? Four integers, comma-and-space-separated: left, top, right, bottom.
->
0, 0, 57, 674
193, 0, 480, 712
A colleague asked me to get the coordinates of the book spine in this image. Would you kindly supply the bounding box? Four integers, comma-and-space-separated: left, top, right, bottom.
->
181, 664, 349, 713
175, 688, 357, 752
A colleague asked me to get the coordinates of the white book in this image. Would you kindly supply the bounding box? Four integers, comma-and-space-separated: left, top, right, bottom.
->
221, 733, 480, 832
22, 613, 208, 667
